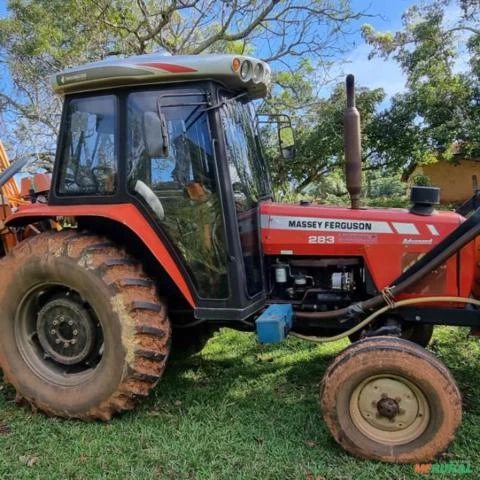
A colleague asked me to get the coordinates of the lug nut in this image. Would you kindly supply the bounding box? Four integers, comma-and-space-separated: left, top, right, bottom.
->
52, 320, 58, 326
71, 339, 77, 345
68, 320, 73, 326
64, 342, 69, 348
50, 329, 56, 335
55, 339, 61, 344
73, 329, 78, 336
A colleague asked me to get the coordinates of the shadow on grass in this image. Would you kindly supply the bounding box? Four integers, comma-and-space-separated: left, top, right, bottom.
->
0, 328, 478, 479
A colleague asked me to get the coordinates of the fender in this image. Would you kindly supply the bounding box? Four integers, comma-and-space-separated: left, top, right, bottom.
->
5, 203, 195, 307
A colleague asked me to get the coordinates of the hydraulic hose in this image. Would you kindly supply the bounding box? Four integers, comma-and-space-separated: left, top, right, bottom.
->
291, 296, 480, 343
295, 211, 480, 322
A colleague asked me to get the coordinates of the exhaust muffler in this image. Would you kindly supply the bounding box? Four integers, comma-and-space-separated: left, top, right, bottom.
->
344, 74, 362, 209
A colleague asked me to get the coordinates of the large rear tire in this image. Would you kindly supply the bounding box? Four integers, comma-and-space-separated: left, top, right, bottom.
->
0, 230, 171, 420
320, 336, 461, 463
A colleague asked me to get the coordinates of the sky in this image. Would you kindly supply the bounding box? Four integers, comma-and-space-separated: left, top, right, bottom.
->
0, 0, 414, 102
346, 0, 412, 96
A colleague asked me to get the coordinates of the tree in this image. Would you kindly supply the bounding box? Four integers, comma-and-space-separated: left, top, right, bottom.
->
362, 0, 480, 174
262, 81, 386, 195
0, 0, 366, 164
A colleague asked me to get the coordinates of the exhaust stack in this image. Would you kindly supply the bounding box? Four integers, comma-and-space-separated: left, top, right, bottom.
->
344, 74, 362, 209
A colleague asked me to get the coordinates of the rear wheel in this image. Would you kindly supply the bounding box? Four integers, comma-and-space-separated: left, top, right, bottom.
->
320, 336, 461, 463
0, 230, 171, 420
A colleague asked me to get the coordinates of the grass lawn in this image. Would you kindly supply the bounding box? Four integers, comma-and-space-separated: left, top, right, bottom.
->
0, 326, 479, 479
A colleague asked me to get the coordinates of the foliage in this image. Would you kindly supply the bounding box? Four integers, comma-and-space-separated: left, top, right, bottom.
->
262, 0, 480, 196
411, 172, 433, 186
261, 82, 387, 194
362, 0, 480, 173
0, 0, 366, 163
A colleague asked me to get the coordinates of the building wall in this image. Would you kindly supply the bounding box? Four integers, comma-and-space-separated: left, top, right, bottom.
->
413, 160, 480, 204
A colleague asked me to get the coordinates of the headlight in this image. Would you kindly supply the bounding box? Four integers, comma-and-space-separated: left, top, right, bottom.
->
240, 60, 252, 80
253, 62, 264, 82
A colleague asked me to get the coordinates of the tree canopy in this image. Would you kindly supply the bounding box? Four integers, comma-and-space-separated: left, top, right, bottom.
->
0, 0, 364, 163
362, 0, 480, 173
1, 0, 479, 199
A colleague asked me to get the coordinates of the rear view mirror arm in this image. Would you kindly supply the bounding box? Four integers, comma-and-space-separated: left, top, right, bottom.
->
156, 99, 170, 157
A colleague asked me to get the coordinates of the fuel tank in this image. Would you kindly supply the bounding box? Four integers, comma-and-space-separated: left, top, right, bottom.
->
260, 202, 475, 297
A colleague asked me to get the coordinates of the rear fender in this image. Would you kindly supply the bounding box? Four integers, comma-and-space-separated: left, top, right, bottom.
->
5, 203, 195, 307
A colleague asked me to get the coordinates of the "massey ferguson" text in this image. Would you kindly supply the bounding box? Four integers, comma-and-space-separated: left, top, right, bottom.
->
288, 220, 373, 231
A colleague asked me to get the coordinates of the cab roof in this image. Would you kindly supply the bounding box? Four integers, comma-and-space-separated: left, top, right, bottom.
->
51, 53, 271, 99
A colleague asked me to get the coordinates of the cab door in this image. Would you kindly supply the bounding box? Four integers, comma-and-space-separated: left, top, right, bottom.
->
126, 87, 230, 300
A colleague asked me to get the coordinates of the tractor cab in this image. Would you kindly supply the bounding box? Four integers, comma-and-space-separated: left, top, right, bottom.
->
49, 53, 274, 318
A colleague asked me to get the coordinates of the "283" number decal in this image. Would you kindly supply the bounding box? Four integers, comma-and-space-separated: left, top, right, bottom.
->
308, 235, 335, 244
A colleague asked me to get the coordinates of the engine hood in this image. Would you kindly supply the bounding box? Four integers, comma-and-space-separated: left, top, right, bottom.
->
260, 202, 464, 253
259, 201, 468, 291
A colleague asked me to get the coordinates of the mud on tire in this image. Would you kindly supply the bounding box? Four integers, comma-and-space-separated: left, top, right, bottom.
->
320, 336, 462, 463
0, 230, 171, 420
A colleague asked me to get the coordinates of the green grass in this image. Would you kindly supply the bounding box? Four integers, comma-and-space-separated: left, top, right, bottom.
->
1, 327, 479, 479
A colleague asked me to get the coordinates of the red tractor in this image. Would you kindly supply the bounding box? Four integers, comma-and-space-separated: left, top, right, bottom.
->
0, 53, 479, 463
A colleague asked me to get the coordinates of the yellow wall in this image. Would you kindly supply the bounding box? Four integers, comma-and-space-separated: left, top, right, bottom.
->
413, 160, 480, 203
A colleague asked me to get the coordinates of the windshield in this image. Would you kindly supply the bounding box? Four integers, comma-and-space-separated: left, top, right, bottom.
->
220, 96, 271, 209
220, 95, 268, 297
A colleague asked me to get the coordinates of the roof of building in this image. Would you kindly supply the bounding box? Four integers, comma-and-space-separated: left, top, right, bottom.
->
51, 53, 271, 99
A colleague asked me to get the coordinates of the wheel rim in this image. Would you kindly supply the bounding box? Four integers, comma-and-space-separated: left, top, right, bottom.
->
15, 283, 104, 387
349, 374, 430, 445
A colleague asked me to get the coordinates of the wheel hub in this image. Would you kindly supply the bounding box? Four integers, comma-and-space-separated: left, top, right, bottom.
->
350, 374, 430, 445
376, 396, 400, 419
37, 298, 96, 365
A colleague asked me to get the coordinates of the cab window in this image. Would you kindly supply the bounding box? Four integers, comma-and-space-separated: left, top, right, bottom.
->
57, 95, 117, 195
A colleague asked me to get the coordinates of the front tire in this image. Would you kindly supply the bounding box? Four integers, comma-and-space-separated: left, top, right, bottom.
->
320, 336, 461, 463
0, 231, 171, 420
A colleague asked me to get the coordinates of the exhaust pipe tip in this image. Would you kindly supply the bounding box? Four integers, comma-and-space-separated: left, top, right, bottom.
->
344, 74, 362, 209
346, 74, 355, 107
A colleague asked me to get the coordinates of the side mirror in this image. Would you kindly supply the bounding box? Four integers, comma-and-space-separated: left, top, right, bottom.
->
143, 111, 169, 157
278, 125, 295, 159
256, 112, 296, 160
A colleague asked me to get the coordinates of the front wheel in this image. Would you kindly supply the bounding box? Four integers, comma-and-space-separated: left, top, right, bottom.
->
0, 231, 171, 420
320, 336, 461, 463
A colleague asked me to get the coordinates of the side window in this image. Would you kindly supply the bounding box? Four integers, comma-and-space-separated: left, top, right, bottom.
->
57, 95, 117, 195
127, 90, 229, 299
